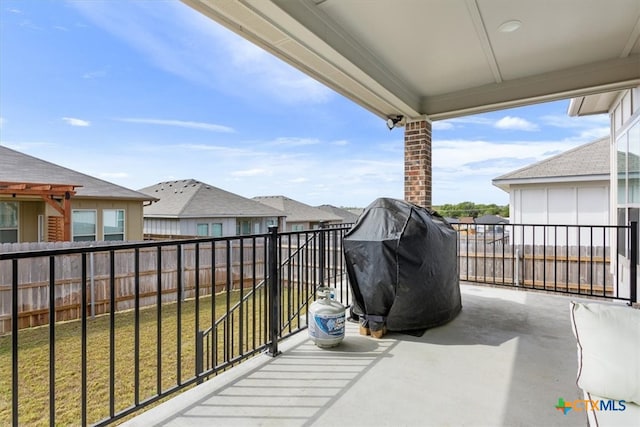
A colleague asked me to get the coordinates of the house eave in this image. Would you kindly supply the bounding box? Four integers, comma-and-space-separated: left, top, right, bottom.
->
492, 174, 610, 192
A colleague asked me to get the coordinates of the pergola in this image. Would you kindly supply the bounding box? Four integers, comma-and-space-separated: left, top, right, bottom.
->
0, 181, 80, 241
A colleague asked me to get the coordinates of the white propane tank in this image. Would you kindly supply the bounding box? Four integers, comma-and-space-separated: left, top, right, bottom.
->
308, 287, 345, 348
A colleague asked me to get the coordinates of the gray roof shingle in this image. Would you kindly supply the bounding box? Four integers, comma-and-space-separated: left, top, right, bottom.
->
493, 137, 610, 186
0, 145, 154, 200
139, 179, 285, 218
316, 204, 359, 223
253, 196, 342, 222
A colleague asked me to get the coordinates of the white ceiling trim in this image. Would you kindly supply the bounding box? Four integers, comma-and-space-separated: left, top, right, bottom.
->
424, 56, 640, 120
622, 14, 640, 57
465, 0, 502, 84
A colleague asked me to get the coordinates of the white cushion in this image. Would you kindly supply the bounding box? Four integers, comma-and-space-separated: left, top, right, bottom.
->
570, 301, 640, 405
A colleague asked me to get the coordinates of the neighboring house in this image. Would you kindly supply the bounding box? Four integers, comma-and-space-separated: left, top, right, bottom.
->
474, 214, 509, 234
475, 214, 509, 225
253, 196, 342, 231
316, 204, 359, 224
443, 217, 459, 226
493, 137, 610, 246
139, 179, 285, 237
455, 216, 476, 234
0, 146, 154, 243
493, 137, 610, 245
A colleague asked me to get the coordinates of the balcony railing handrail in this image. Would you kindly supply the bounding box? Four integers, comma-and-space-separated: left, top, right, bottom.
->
2, 221, 636, 426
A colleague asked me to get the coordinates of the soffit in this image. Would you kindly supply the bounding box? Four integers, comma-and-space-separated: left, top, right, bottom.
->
183, 0, 640, 121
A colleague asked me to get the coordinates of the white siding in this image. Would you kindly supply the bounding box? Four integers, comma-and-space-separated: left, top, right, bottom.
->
144, 216, 281, 237
180, 218, 236, 236
577, 186, 609, 224
519, 188, 546, 224
143, 218, 179, 235
548, 188, 575, 224
510, 183, 609, 247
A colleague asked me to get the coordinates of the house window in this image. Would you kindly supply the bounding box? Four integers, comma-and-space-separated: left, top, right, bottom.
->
236, 220, 251, 235
616, 116, 640, 257
212, 223, 223, 237
0, 201, 18, 243
617, 134, 628, 204
103, 209, 125, 241
72, 210, 97, 241
197, 223, 209, 236
292, 224, 304, 231
628, 121, 639, 204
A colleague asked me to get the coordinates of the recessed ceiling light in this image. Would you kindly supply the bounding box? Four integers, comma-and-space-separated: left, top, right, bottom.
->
498, 20, 522, 33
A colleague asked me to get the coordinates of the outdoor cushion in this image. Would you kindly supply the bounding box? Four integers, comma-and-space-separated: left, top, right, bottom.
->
570, 301, 640, 404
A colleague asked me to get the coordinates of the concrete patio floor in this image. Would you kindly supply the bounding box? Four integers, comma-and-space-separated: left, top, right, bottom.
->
122, 283, 610, 426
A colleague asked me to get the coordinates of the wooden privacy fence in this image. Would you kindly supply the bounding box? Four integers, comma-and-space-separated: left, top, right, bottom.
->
458, 238, 616, 296
0, 234, 347, 334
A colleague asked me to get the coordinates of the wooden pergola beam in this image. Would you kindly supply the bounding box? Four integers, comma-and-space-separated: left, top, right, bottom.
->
0, 181, 81, 241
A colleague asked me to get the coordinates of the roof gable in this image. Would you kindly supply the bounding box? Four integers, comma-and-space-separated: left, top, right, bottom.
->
253, 196, 342, 222
0, 146, 154, 200
140, 179, 285, 218
493, 137, 610, 190
316, 204, 359, 223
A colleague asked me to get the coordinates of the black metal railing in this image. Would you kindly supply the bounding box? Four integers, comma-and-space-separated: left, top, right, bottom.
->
0, 225, 352, 427
456, 222, 637, 303
1, 221, 637, 426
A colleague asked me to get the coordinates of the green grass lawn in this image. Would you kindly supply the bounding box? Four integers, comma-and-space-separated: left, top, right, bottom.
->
0, 286, 301, 426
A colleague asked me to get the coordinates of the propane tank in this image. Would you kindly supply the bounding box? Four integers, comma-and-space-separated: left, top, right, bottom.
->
308, 287, 345, 348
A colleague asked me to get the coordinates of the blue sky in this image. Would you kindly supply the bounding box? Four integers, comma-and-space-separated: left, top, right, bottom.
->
0, 0, 610, 208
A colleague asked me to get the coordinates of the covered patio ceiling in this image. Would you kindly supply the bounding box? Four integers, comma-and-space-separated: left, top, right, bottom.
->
182, 0, 640, 122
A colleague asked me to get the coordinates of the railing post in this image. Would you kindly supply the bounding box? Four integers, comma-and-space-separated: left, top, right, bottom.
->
196, 330, 204, 382
267, 226, 281, 357
319, 221, 327, 286
630, 221, 637, 304
12, 259, 18, 427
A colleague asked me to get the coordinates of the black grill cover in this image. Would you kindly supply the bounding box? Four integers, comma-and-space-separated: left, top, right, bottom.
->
344, 198, 461, 332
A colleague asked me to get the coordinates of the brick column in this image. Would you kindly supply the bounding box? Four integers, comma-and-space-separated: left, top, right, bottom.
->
404, 118, 432, 208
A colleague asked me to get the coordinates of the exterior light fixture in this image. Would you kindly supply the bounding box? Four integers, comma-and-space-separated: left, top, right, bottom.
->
386, 115, 404, 130
498, 20, 522, 33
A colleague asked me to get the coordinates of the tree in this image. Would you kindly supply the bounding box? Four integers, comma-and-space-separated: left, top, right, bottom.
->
432, 202, 509, 218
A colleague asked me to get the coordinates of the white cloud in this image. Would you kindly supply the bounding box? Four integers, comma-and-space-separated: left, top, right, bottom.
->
69, 1, 332, 105
432, 121, 455, 131
62, 117, 90, 127
82, 70, 107, 79
494, 116, 538, 131
447, 116, 494, 126
433, 138, 582, 172
271, 137, 320, 146
168, 143, 250, 155
232, 168, 269, 177
332, 140, 349, 146
574, 127, 610, 140
116, 117, 234, 133
541, 113, 609, 128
